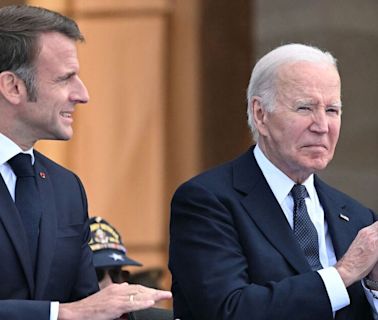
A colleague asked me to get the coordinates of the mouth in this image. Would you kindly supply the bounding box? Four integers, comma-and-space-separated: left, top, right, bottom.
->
60, 111, 73, 119
302, 144, 328, 151
60, 111, 74, 125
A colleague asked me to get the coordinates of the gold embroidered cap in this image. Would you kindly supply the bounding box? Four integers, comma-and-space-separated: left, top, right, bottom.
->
89, 216, 142, 268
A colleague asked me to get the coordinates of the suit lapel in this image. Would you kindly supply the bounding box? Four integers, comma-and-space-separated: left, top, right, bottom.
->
33, 159, 57, 299
315, 177, 353, 259
0, 175, 35, 296
233, 148, 311, 274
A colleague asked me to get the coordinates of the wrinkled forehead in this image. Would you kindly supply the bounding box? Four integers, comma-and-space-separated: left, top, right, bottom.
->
277, 61, 340, 89
39, 32, 77, 53
277, 60, 339, 80
275, 61, 341, 104
35, 32, 80, 73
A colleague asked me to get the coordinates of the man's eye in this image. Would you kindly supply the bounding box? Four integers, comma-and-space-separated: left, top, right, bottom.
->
326, 108, 340, 114
56, 73, 75, 83
297, 106, 311, 111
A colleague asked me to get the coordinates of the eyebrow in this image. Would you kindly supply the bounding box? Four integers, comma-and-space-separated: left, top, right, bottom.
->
294, 99, 342, 108
55, 71, 76, 82
329, 101, 342, 108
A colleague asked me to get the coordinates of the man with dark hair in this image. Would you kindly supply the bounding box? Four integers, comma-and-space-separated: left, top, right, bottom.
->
169, 43, 378, 319
0, 5, 171, 320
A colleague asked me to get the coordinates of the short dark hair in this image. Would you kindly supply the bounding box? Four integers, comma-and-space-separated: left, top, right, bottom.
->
0, 5, 84, 101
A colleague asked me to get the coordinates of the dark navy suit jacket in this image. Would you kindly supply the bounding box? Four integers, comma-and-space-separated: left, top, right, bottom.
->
0, 150, 99, 319
169, 147, 376, 320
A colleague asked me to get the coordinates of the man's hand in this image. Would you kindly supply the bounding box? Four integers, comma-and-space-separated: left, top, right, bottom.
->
58, 282, 172, 320
335, 221, 378, 287
368, 263, 378, 282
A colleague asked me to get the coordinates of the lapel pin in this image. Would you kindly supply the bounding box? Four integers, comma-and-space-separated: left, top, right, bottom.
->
39, 172, 46, 179
339, 213, 349, 222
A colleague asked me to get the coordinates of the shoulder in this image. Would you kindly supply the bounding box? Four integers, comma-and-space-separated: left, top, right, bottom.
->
174, 147, 257, 199
34, 151, 89, 215
34, 150, 76, 175
179, 152, 245, 189
34, 150, 84, 186
315, 176, 376, 221
316, 176, 368, 208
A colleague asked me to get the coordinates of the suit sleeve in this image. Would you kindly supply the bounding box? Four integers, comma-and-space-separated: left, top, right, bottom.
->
169, 180, 333, 320
0, 300, 50, 320
69, 174, 99, 300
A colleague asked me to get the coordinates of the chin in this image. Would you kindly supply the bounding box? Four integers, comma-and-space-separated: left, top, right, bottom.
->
58, 130, 73, 141
310, 159, 331, 171
52, 135, 72, 141
298, 156, 331, 173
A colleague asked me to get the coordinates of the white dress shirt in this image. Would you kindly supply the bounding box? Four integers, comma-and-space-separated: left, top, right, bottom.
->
254, 144, 378, 318
0, 133, 59, 320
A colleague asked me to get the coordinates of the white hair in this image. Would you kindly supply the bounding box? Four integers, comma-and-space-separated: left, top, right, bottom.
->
246, 43, 338, 141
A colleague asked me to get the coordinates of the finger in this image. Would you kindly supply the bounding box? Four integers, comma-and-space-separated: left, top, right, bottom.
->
125, 297, 155, 312
136, 288, 172, 301
152, 289, 172, 301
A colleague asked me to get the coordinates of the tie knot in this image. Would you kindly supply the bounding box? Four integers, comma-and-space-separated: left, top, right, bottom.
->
291, 184, 308, 202
8, 153, 34, 177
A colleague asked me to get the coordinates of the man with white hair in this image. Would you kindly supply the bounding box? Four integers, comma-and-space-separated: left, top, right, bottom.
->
169, 43, 378, 319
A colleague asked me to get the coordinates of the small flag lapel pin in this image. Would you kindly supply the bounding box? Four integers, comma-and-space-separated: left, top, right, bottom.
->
339, 213, 349, 222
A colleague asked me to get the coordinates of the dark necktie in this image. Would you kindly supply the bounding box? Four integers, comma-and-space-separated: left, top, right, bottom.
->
291, 184, 322, 271
8, 153, 42, 270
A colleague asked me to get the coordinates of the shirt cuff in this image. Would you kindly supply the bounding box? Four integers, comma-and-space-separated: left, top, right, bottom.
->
361, 279, 378, 319
50, 302, 59, 320
317, 266, 350, 312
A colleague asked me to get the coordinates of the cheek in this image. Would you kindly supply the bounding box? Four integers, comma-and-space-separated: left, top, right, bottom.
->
266, 117, 290, 138
271, 120, 302, 145
329, 122, 341, 144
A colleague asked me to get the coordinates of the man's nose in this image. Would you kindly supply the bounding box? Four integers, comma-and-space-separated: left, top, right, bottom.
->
69, 76, 89, 104
310, 109, 329, 133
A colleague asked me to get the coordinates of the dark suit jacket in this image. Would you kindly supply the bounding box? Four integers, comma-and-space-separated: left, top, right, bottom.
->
169, 147, 376, 320
0, 151, 99, 319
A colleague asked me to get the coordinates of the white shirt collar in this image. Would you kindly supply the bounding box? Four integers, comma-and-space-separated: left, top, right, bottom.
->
253, 144, 315, 203
0, 133, 35, 165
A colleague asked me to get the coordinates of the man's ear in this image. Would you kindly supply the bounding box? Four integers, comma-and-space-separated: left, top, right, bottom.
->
0, 71, 27, 104
251, 97, 268, 137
